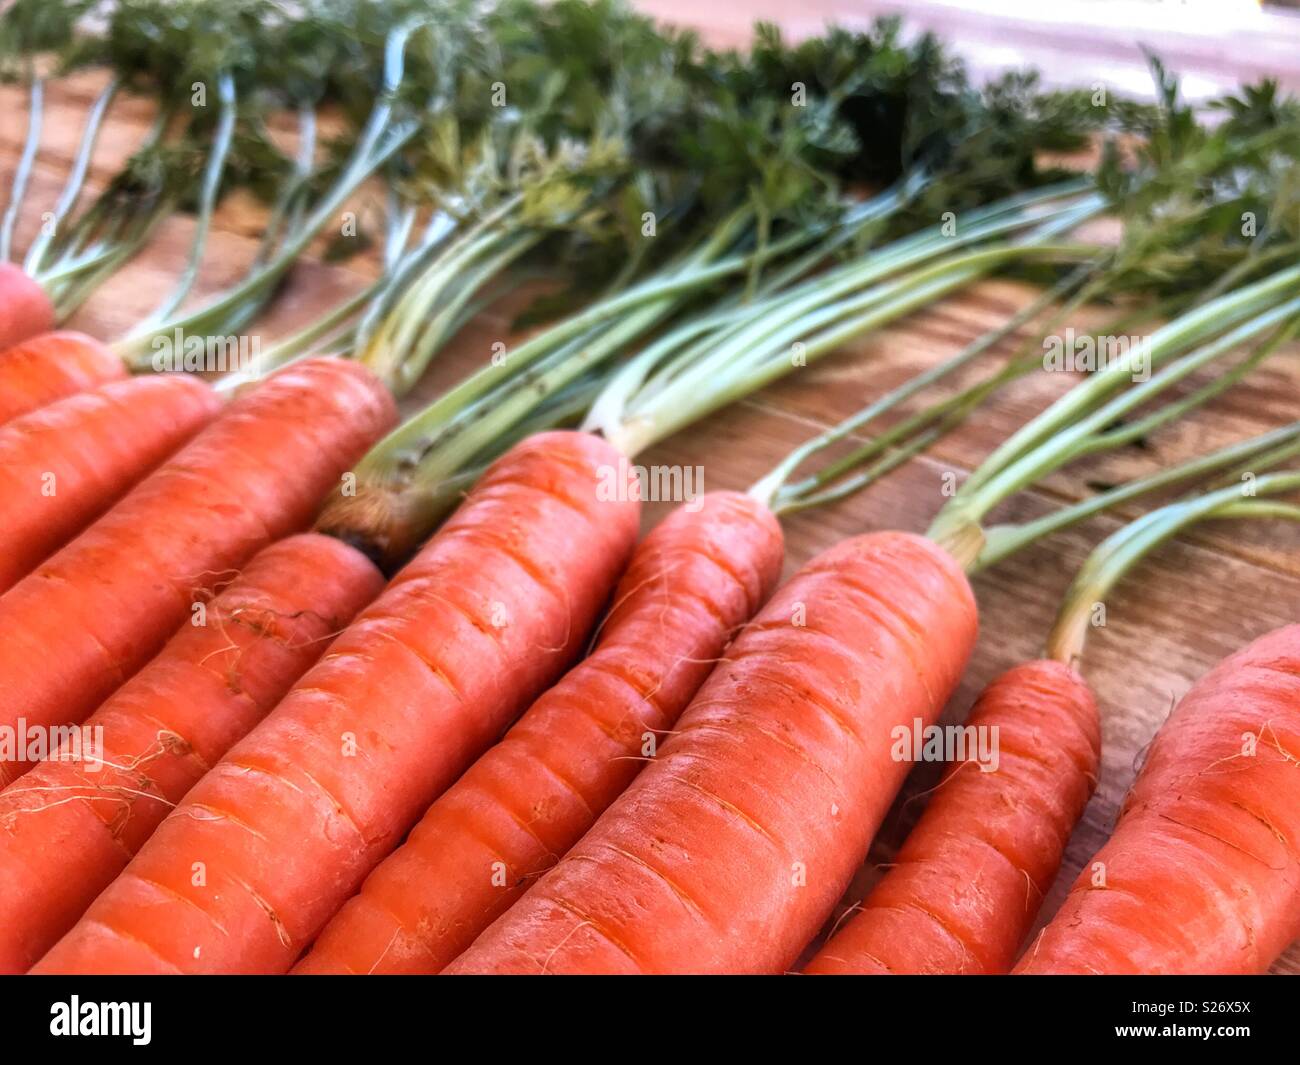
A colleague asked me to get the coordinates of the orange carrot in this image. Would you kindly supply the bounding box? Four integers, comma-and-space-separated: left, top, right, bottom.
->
0, 533, 382, 974
0, 264, 53, 353
33, 431, 640, 974
293, 491, 784, 974
0, 357, 396, 788
1016, 624, 1300, 975
0, 374, 221, 594
0, 331, 126, 426
443, 532, 976, 975
804, 660, 1099, 974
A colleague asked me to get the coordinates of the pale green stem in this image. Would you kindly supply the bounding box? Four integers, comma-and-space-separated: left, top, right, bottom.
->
949, 263, 1300, 504
1046, 471, 1300, 666
25, 76, 119, 276
1, 74, 42, 264
978, 419, 1300, 570
141, 71, 238, 324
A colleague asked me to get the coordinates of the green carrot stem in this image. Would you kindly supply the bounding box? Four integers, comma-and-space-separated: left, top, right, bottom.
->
253, 104, 319, 267
359, 196, 531, 394
1077, 323, 1290, 455
977, 419, 1300, 571
946, 263, 1300, 507
581, 185, 922, 434
141, 71, 238, 324
928, 272, 1300, 561
371, 206, 761, 439
395, 232, 541, 395
612, 238, 1095, 458
751, 259, 1100, 511
46, 208, 163, 320
111, 22, 423, 367
25, 76, 118, 277
1046, 470, 1300, 666
1, 75, 42, 264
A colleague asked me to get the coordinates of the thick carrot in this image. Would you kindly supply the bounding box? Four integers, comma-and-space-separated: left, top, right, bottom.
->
0, 357, 395, 789
0, 533, 382, 974
444, 531, 976, 975
804, 660, 1099, 974
0, 331, 126, 426
0, 264, 54, 353
1016, 625, 1300, 975
294, 491, 784, 974
0, 374, 221, 594
33, 430, 640, 974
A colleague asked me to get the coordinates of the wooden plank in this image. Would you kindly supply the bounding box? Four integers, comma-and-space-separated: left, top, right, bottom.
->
4, 21, 1298, 971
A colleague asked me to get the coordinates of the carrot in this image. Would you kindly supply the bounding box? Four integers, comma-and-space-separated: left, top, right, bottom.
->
33, 430, 640, 974
1016, 624, 1300, 974
0, 330, 127, 426
0, 373, 221, 595
293, 490, 783, 974
0, 264, 53, 353
0, 356, 396, 789
803, 660, 1099, 975
0, 533, 382, 974
438, 265, 1295, 976
443, 532, 977, 975
808, 439, 1300, 976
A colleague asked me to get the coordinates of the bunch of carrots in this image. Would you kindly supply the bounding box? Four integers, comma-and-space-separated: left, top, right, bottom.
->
1, 0, 1299, 978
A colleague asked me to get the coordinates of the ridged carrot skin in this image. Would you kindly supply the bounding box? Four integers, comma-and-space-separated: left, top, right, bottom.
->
34, 431, 640, 975
805, 660, 1099, 975
0, 264, 54, 354
0, 534, 383, 974
0, 331, 126, 426
0, 374, 222, 594
446, 531, 977, 975
294, 491, 784, 974
1016, 626, 1300, 975
0, 357, 396, 788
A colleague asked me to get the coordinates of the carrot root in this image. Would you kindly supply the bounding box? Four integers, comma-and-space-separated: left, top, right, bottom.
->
1016, 625, 1300, 975
805, 660, 1099, 975
446, 531, 978, 975
0, 373, 222, 594
33, 431, 639, 974
0, 264, 54, 354
293, 490, 784, 974
0, 357, 396, 788
0, 330, 125, 426
0, 533, 383, 974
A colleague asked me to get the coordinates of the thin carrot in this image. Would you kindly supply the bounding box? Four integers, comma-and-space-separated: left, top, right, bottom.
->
33, 431, 640, 974
0, 533, 382, 974
0, 373, 221, 594
0, 356, 396, 788
803, 660, 1099, 975
0, 264, 53, 352
0, 330, 126, 426
444, 532, 977, 974
1016, 624, 1300, 974
1006, 470, 1300, 975
293, 491, 783, 974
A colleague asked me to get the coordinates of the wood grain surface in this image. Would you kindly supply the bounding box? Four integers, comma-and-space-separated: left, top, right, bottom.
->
3, 4, 1298, 973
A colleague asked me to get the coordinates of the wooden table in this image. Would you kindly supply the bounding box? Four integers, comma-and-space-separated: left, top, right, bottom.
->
3, 5, 1298, 973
